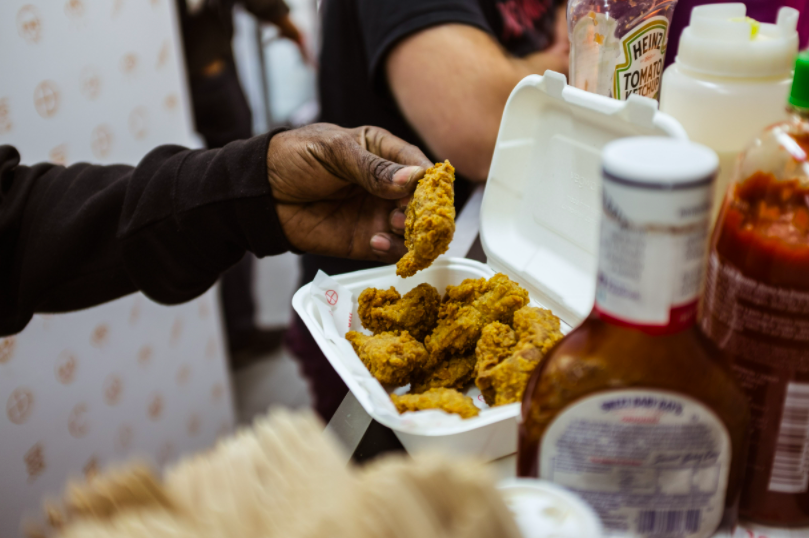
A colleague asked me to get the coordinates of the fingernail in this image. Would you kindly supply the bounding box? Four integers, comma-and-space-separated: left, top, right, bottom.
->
370, 234, 391, 252
393, 166, 421, 186
391, 210, 406, 229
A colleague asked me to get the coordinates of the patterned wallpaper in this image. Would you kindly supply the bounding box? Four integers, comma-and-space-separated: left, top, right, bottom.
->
0, 0, 234, 536
0, 296, 234, 535
0, 0, 199, 165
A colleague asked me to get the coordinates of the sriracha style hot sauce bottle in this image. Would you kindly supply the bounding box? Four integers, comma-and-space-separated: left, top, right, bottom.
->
700, 52, 809, 526
518, 138, 749, 538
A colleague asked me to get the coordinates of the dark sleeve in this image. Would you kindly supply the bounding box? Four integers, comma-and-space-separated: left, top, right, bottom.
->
242, 0, 289, 22
356, 0, 493, 84
0, 132, 291, 336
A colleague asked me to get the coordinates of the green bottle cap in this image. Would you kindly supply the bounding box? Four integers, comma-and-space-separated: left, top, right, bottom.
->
789, 51, 809, 109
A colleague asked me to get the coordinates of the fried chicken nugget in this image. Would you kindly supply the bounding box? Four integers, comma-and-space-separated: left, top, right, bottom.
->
485, 347, 543, 407
346, 331, 426, 387
391, 388, 479, 419
443, 276, 489, 304
424, 302, 484, 365
410, 353, 477, 394
357, 283, 440, 342
511, 305, 564, 354
474, 322, 518, 405
396, 161, 455, 278
472, 274, 530, 326
425, 274, 529, 363
476, 307, 563, 406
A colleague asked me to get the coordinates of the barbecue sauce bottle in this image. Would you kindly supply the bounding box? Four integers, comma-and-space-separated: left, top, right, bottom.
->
700, 52, 809, 526
518, 138, 749, 538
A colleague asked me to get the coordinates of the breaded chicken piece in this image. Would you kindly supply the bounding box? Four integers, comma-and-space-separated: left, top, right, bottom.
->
486, 347, 544, 406
396, 161, 456, 278
425, 274, 529, 363
346, 331, 426, 387
424, 302, 484, 365
391, 388, 479, 419
477, 307, 563, 406
511, 305, 564, 354
357, 283, 440, 342
443, 277, 489, 304
410, 353, 477, 394
472, 274, 530, 326
474, 322, 518, 404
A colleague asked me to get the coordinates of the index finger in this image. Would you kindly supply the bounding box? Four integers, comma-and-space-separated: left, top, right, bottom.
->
353, 126, 433, 191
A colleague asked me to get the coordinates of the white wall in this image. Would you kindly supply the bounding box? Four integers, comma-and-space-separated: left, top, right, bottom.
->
0, 1, 234, 535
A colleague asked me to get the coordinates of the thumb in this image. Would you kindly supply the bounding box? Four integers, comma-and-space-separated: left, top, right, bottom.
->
343, 126, 433, 199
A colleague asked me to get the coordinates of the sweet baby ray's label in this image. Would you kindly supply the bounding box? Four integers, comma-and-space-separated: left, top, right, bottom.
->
614, 16, 669, 100
540, 390, 730, 538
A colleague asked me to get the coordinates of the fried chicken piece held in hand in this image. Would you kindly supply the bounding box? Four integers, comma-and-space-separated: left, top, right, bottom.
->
346, 331, 426, 387
391, 388, 479, 419
410, 353, 477, 394
357, 283, 440, 342
396, 161, 455, 278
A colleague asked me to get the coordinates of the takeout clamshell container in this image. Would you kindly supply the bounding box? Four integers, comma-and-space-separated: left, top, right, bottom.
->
292, 71, 687, 461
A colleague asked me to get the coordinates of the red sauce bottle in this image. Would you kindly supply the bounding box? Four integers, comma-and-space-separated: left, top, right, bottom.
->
700, 51, 809, 525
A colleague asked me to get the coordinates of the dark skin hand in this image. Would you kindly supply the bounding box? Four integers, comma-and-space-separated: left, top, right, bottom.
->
267, 123, 431, 263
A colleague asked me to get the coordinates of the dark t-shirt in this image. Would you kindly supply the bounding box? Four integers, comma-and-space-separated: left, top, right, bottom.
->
307, 0, 561, 283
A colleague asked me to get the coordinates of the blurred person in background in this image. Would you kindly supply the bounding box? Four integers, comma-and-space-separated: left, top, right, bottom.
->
289, 0, 570, 421
178, 0, 307, 367
1, 125, 430, 338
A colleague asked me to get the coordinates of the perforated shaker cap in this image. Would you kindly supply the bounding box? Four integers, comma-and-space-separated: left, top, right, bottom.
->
676, 3, 798, 78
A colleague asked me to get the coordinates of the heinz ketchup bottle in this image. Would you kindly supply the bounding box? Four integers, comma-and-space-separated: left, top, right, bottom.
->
700, 52, 809, 526
519, 138, 749, 538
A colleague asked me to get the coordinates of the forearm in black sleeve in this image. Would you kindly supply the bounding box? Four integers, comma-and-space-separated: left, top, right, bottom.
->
0, 132, 291, 336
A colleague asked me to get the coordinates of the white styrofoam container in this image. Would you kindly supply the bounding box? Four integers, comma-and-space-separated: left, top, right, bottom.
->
291, 71, 687, 460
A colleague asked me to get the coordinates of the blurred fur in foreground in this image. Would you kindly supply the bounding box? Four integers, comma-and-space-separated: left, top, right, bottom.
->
26, 409, 521, 538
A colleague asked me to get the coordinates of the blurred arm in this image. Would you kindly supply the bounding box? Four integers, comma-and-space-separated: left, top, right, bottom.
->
386, 19, 568, 182
0, 134, 288, 336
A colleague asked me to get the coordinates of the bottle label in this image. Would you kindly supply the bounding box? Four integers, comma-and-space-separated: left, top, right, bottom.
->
539, 390, 731, 538
595, 175, 712, 334
614, 16, 669, 100
701, 253, 809, 494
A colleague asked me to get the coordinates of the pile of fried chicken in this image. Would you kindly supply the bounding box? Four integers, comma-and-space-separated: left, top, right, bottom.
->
345, 274, 563, 419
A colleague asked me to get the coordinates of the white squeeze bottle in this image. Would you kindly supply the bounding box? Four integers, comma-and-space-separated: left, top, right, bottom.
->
659, 3, 799, 223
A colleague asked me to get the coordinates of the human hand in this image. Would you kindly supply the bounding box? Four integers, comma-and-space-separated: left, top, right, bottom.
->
267, 123, 432, 263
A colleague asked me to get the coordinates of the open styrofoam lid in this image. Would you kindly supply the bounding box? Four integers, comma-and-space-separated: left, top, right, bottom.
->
480, 71, 687, 326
